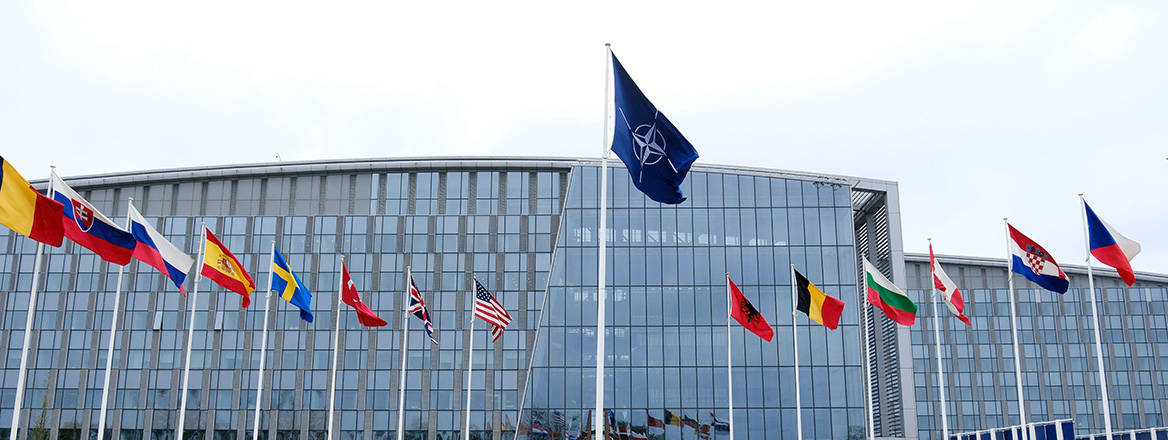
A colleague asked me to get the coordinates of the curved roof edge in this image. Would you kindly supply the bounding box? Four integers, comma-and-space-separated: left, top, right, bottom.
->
905, 252, 1168, 284
29, 156, 893, 191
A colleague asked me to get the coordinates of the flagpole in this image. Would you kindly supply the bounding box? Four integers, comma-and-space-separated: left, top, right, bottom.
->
464, 275, 479, 440
928, 239, 949, 440
1078, 194, 1113, 438
790, 264, 804, 440
857, 253, 876, 440
9, 167, 58, 440
95, 198, 134, 440
396, 266, 412, 440
252, 240, 275, 440
594, 41, 612, 440
724, 273, 734, 440
326, 256, 344, 440
177, 222, 208, 439
1002, 219, 1028, 440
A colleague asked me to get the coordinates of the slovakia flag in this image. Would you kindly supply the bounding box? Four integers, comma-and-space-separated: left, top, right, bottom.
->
128, 203, 194, 292
51, 173, 135, 265
1008, 223, 1069, 294
1084, 201, 1141, 286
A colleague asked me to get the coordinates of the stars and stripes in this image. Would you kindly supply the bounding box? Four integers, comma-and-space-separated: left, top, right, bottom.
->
408, 275, 438, 344
473, 278, 512, 342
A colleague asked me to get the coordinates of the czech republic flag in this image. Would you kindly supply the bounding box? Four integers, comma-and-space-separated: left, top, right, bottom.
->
51, 172, 135, 265
1084, 201, 1141, 286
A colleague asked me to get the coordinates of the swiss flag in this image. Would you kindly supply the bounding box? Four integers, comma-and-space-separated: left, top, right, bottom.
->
728, 276, 773, 342
341, 262, 387, 327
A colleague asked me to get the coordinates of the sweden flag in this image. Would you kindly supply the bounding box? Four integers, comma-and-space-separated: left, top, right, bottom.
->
271, 246, 314, 322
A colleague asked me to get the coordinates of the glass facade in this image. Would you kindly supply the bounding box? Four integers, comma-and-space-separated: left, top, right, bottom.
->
0, 158, 895, 440
906, 255, 1168, 440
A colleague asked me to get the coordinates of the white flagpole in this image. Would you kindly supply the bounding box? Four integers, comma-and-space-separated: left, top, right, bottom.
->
1078, 194, 1113, 438
928, 239, 950, 440
326, 256, 344, 440
724, 273, 735, 440
1003, 219, 1028, 440
464, 275, 479, 440
95, 198, 134, 440
177, 222, 208, 439
790, 264, 804, 440
594, 41, 612, 440
858, 257, 876, 440
252, 241, 275, 440
396, 266, 412, 440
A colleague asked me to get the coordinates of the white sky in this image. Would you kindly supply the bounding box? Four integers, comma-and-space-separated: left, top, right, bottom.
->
2, 1, 1165, 274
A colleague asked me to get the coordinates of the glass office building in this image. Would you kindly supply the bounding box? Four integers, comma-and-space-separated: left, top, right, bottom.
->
0, 157, 911, 440
906, 254, 1168, 440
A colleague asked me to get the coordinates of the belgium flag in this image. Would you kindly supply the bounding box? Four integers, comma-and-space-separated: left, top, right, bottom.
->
793, 269, 845, 330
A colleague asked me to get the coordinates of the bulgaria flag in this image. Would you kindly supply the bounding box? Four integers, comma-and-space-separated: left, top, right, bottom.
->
930, 243, 971, 325
864, 257, 917, 326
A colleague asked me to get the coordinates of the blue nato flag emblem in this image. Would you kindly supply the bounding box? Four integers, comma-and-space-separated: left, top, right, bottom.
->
609, 51, 699, 205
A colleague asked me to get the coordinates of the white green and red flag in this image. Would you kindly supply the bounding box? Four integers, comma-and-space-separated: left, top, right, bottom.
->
863, 257, 917, 326
929, 244, 971, 325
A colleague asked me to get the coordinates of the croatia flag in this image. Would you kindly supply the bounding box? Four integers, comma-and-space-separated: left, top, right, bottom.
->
51, 172, 135, 265
1084, 201, 1141, 286
1007, 223, 1069, 294
128, 203, 194, 293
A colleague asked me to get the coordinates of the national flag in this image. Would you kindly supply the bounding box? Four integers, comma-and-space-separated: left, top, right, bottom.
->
1007, 223, 1069, 294
128, 204, 194, 293
201, 228, 255, 306
628, 430, 648, 440
709, 413, 730, 432
681, 415, 700, 431
664, 410, 683, 427
0, 157, 64, 247
793, 268, 846, 330
341, 261, 386, 327
646, 411, 665, 430
864, 257, 917, 326
270, 246, 313, 322
1084, 201, 1141, 286
929, 243, 971, 325
728, 275, 774, 341
50, 172, 135, 264
473, 278, 512, 342
609, 51, 700, 205
408, 274, 438, 344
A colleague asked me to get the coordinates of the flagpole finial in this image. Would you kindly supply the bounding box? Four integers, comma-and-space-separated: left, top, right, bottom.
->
605, 42, 611, 47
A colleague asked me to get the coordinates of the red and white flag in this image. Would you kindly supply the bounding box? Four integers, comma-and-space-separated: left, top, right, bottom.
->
341, 261, 387, 327
930, 243, 971, 325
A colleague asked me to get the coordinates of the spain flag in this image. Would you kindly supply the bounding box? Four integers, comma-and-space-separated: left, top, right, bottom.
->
201, 228, 255, 306
793, 268, 845, 330
0, 157, 64, 246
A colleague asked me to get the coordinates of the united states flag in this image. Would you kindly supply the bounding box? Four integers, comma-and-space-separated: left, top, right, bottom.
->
473, 278, 512, 342
407, 275, 437, 345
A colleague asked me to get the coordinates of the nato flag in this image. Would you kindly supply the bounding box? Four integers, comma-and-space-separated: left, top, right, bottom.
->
609, 52, 699, 204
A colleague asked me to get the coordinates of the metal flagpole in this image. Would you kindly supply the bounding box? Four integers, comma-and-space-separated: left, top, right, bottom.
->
594, 41, 612, 440
10, 167, 56, 440
95, 198, 134, 440
1003, 219, 1028, 440
928, 239, 950, 440
790, 264, 804, 440
463, 275, 479, 440
725, 273, 735, 440
326, 256, 345, 440
396, 266, 412, 440
1078, 194, 1113, 438
177, 222, 208, 439
252, 241, 276, 440
857, 255, 876, 440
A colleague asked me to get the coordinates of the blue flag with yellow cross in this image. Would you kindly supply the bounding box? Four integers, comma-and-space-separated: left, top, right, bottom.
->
270, 246, 314, 322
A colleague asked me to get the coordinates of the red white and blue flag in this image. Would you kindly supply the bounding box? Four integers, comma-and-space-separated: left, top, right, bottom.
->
407, 274, 437, 344
473, 278, 512, 342
51, 173, 135, 265
128, 203, 194, 292
1084, 201, 1141, 286
1008, 223, 1069, 294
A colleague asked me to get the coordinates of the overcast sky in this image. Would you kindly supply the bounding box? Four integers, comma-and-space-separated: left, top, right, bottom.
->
2, 2, 1165, 274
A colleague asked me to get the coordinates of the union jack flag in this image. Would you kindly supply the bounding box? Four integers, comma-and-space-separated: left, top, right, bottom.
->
407, 275, 437, 345
473, 278, 512, 342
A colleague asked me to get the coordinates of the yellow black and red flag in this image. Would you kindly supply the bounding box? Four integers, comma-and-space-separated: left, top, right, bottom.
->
794, 268, 845, 330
